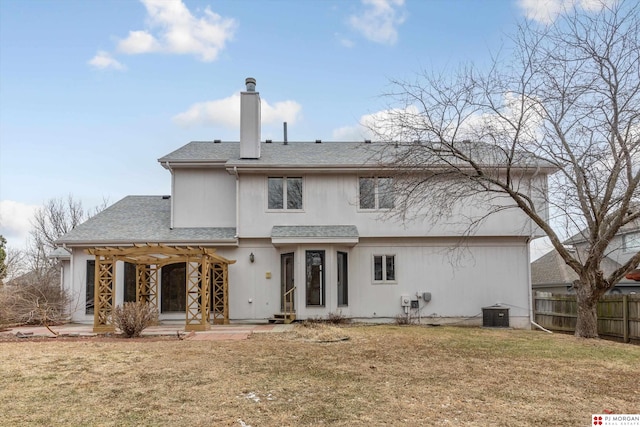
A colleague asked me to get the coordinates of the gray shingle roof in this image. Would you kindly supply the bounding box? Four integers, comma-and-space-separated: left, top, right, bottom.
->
531, 249, 622, 286
56, 196, 236, 245
158, 140, 556, 170
272, 225, 359, 238
158, 141, 383, 168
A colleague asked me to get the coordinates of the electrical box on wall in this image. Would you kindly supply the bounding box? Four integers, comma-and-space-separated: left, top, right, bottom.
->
422, 292, 432, 302
410, 300, 419, 309
400, 295, 411, 307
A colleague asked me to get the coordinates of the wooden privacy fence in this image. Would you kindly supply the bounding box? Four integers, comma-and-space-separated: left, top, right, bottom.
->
534, 292, 640, 342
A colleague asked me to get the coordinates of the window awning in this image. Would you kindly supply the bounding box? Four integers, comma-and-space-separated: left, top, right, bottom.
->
271, 225, 359, 247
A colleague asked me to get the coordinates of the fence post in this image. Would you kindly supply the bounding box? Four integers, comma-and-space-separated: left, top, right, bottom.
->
623, 295, 629, 343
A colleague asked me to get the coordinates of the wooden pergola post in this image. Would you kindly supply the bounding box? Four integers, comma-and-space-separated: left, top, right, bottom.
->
93, 254, 116, 333
87, 245, 235, 333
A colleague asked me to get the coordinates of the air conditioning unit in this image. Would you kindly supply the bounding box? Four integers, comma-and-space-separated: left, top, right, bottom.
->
400, 295, 411, 307
482, 305, 510, 328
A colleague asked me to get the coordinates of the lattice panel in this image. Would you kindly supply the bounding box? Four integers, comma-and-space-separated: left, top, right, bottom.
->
185, 260, 209, 331
94, 256, 115, 332
136, 264, 158, 310
202, 258, 211, 323
211, 263, 229, 325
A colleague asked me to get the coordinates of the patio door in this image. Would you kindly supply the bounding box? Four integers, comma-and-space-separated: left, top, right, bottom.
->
306, 250, 325, 306
281, 253, 295, 311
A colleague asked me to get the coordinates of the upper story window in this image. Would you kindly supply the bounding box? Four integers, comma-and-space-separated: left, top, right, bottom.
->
359, 177, 394, 210
268, 177, 303, 210
623, 232, 640, 252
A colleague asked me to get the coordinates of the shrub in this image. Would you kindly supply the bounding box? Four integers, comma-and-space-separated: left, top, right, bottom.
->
112, 302, 158, 338
394, 313, 415, 325
326, 311, 350, 324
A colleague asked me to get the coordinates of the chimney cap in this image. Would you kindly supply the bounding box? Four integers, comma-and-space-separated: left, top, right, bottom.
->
245, 77, 256, 91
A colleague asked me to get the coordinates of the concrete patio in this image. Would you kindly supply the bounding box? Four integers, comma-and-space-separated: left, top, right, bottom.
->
0, 322, 295, 341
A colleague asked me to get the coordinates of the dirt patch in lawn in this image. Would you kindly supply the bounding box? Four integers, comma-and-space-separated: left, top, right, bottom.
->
1, 324, 638, 426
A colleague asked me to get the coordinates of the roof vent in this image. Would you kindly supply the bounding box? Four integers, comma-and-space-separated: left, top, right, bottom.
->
315, 139, 322, 144
213, 139, 221, 143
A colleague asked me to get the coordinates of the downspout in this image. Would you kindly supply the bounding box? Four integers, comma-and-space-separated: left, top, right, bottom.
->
526, 235, 552, 333
164, 162, 175, 229
233, 166, 240, 241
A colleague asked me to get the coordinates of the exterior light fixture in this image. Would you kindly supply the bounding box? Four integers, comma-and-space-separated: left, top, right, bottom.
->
249, 252, 255, 263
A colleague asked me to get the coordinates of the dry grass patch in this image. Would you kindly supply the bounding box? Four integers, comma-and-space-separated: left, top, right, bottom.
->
1, 325, 638, 426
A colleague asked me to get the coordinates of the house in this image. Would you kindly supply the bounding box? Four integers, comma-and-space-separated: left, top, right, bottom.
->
56, 78, 553, 332
531, 213, 640, 294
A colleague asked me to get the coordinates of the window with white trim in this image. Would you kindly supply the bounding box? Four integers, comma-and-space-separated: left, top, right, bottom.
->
268, 177, 303, 210
359, 177, 394, 210
373, 255, 396, 283
623, 232, 640, 252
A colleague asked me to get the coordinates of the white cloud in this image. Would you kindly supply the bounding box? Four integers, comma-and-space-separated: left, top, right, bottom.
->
117, 30, 160, 55
332, 106, 419, 141
87, 51, 126, 70
116, 0, 236, 62
518, 0, 613, 24
349, 0, 406, 45
173, 92, 302, 128
0, 200, 39, 249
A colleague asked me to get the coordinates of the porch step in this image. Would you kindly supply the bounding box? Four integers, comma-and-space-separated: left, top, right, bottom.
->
269, 313, 296, 324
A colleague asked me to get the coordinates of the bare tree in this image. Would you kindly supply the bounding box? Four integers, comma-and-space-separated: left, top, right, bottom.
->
372, 2, 640, 338
0, 235, 6, 285
0, 196, 108, 327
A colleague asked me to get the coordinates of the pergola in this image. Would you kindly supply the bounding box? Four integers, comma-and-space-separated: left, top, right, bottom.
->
86, 244, 236, 333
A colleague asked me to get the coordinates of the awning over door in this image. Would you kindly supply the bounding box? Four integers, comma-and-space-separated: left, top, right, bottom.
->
271, 225, 359, 247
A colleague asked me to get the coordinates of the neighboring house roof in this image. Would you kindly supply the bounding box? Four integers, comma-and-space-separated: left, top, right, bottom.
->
49, 247, 71, 259
55, 196, 236, 246
531, 249, 632, 286
531, 250, 580, 286
158, 141, 557, 171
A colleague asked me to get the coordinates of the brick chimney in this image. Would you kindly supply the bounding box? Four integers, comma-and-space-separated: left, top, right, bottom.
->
240, 77, 261, 159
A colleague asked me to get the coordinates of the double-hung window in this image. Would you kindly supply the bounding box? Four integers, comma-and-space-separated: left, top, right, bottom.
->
373, 255, 396, 283
268, 177, 303, 210
359, 177, 394, 210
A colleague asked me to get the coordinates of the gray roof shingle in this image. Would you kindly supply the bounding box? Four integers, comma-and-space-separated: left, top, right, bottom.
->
272, 225, 359, 238
158, 140, 556, 170
56, 196, 236, 245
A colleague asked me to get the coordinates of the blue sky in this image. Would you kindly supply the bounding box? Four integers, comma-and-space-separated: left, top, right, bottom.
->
0, 0, 595, 251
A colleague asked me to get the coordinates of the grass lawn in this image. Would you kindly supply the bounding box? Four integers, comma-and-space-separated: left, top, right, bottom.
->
1, 324, 638, 426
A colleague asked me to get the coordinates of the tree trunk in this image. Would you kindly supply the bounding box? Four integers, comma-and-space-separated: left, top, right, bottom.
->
574, 284, 599, 338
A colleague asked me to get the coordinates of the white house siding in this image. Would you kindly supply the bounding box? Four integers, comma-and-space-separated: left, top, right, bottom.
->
216, 237, 530, 327
67, 237, 530, 328
236, 172, 541, 239
172, 168, 236, 228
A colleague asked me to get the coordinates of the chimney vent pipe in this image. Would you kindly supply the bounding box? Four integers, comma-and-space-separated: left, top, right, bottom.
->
283, 122, 288, 145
